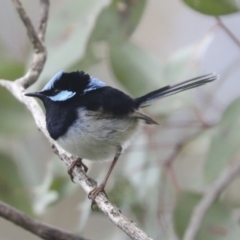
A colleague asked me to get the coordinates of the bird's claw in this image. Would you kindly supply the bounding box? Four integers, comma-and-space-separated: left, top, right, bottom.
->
68, 158, 88, 182
88, 183, 108, 209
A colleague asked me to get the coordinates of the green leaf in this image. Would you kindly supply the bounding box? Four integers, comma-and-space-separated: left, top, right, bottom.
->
174, 191, 236, 240
183, 0, 240, 16
38, 0, 110, 85
110, 41, 162, 97
91, 0, 146, 44
205, 98, 240, 182
72, 0, 147, 70
0, 153, 32, 215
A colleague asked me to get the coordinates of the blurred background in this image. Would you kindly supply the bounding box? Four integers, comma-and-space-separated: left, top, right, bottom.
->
0, 0, 240, 239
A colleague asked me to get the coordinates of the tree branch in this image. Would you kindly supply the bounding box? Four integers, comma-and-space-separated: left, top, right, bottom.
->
0, 201, 89, 240
38, 0, 49, 41
12, 0, 44, 52
183, 159, 240, 240
12, 0, 48, 89
0, 1, 153, 240
216, 16, 240, 49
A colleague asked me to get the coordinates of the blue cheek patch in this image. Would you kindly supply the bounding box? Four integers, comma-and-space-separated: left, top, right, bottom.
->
42, 70, 64, 91
83, 76, 105, 94
49, 90, 76, 101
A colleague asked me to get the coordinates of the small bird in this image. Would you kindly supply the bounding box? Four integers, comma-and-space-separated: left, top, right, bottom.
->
25, 71, 217, 206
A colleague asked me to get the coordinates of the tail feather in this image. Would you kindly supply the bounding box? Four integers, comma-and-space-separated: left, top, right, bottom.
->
134, 73, 218, 108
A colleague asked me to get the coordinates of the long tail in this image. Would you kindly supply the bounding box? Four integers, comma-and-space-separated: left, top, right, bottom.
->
134, 73, 218, 108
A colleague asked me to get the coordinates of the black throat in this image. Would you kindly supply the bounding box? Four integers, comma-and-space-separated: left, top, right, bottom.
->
43, 98, 77, 140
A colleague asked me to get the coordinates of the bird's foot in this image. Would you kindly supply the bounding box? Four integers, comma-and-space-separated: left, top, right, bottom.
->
68, 158, 88, 182
88, 183, 108, 209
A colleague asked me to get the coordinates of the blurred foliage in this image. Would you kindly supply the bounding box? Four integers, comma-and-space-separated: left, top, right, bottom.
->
0, 95, 30, 135
72, 0, 146, 71
0, 46, 30, 134
0, 0, 240, 239
183, 0, 240, 15
0, 43, 25, 80
97, 175, 145, 221
205, 98, 240, 183
110, 41, 162, 96
39, 0, 110, 84
174, 191, 240, 240
32, 159, 76, 215
0, 153, 32, 215
87, 0, 146, 44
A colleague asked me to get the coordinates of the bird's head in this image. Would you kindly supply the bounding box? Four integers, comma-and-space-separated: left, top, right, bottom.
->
25, 70, 105, 104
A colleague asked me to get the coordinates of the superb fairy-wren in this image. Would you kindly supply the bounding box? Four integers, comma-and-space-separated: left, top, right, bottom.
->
25, 71, 217, 205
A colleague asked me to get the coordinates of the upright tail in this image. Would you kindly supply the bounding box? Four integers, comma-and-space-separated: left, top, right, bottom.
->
134, 73, 218, 108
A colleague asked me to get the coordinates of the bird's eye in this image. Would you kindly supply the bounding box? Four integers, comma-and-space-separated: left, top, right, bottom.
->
53, 89, 61, 94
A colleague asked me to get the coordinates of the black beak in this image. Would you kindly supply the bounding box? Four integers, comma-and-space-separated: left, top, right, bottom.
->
25, 92, 44, 98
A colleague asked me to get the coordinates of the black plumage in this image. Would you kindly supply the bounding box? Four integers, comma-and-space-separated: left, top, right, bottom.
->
43, 86, 136, 140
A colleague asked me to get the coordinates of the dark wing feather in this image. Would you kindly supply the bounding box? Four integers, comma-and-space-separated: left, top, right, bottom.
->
78, 86, 135, 116
134, 73, 218, 108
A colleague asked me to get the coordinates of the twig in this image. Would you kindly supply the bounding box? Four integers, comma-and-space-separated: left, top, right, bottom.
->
12, 0, 44, 52
163, 143, 184, 167
216, 16, 240, 49
0, 201, 89, 240
0, 1, 153, 239
12, 0, 48, 88
183, 160, 240, 240
38, 0, 49, 41
163, 125, 208, 167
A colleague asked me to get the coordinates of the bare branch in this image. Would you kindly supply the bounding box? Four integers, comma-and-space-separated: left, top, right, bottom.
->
216, 16, 240, 49
38, 0, 50, 41
12, 0, 49, 88
12, 0, 44, 52
183, 160, 240, 240
0, 201, 89, 240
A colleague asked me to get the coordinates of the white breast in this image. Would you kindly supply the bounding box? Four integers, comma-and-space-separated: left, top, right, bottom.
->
57, 108, 139, 161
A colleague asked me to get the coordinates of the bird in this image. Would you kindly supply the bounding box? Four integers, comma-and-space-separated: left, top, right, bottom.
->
25, 71, 217, 206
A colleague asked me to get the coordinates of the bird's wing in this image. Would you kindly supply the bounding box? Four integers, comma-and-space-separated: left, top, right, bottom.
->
132, 111, 158, 125
81, 86, 136, 116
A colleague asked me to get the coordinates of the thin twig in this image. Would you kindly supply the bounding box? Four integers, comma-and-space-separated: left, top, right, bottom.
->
216, 16, 240, 49
12, 0, 44, 52
38, 0, 49, 41
0, 201, 89, 240
12, 0, 48, 88
163, 143, 184, 167
183, 160, 240, 240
